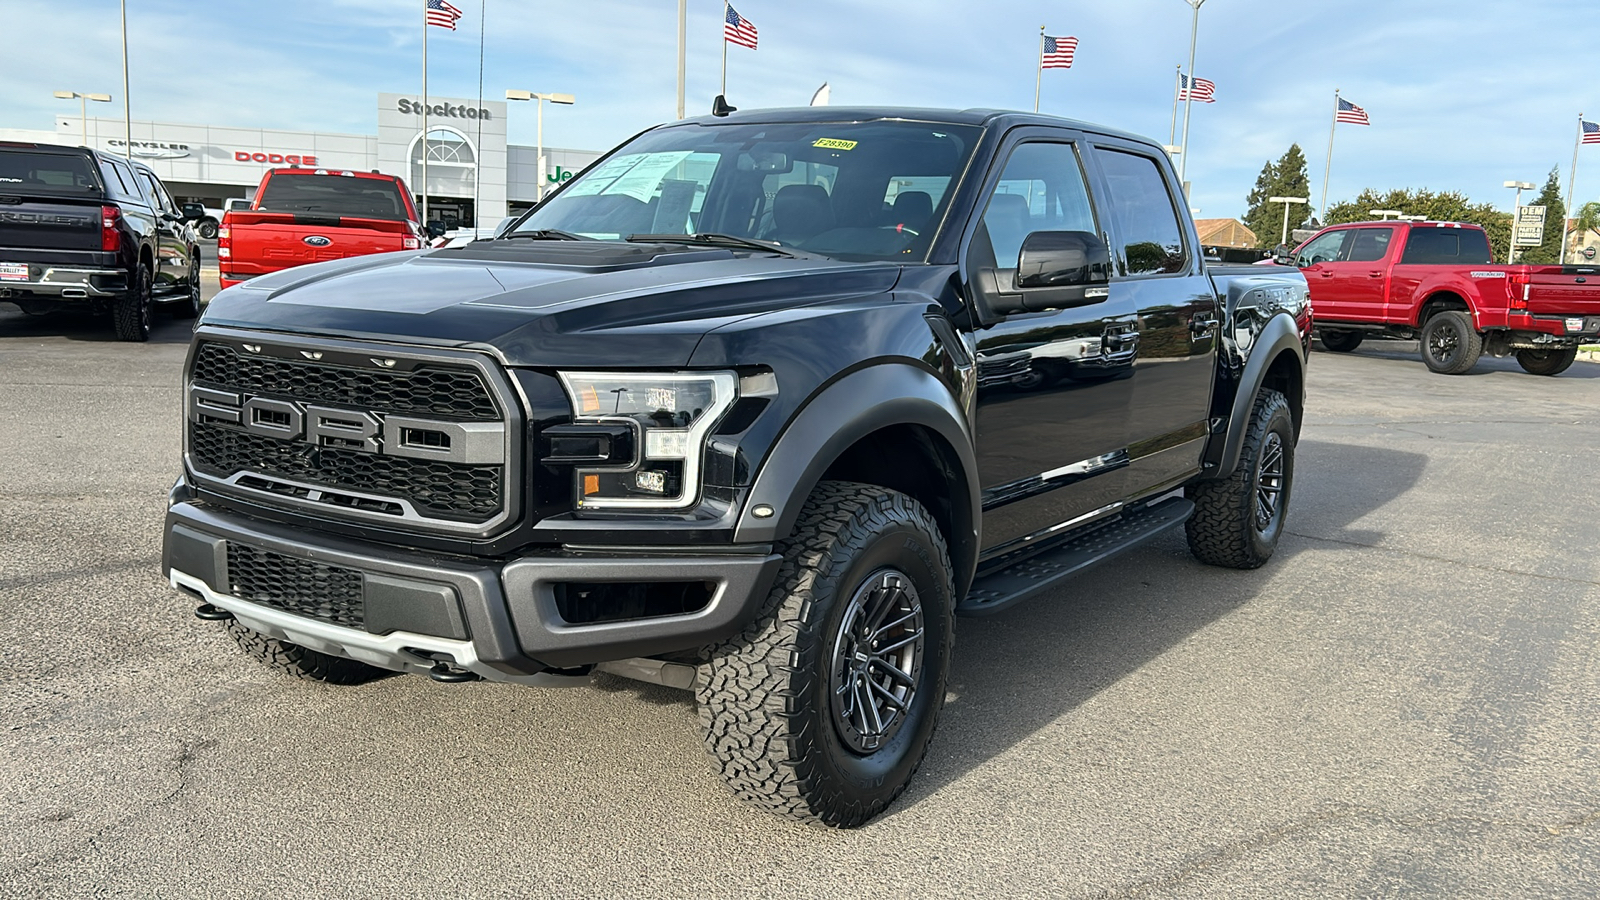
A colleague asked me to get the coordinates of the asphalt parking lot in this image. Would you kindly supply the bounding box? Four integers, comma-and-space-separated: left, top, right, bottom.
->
2, 309, 1597, 898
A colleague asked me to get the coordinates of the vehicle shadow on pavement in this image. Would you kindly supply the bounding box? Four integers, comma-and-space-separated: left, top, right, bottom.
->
898, 437, 1428, 811
0, 307, 194, 345
1324, 343, 1600, 379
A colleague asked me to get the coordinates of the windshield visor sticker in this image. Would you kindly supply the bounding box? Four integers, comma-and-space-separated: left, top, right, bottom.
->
812, 138, 858, 151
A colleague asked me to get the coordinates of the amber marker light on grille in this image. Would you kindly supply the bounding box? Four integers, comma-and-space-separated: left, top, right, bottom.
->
584, 474, 600, 495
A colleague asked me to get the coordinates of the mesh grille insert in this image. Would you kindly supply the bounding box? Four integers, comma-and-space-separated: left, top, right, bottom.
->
227, 542, 364, 629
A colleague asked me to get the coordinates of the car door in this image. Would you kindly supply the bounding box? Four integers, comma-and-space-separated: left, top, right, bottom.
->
1295, 228, 1354, 319
965, 135, 1137, 557
134, 167, 193, 295
1087, 142, 1217, 495
1315, 225, 1395, 321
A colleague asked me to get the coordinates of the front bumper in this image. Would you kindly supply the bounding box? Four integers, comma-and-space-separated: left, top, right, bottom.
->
0, 266, 126, 299
164, 498, 782, 680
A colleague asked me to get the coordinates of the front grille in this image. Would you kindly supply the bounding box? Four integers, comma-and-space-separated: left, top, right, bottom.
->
186, 337, 513, 530
227, 542, 364, 629
192, 342, 499, 420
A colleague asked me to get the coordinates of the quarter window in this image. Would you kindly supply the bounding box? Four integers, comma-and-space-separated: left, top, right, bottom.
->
1097, 149, 1188, 276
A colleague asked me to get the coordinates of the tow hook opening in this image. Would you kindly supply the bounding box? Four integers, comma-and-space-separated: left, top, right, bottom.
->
429, 662, 481, 683
192, 601, 234, 621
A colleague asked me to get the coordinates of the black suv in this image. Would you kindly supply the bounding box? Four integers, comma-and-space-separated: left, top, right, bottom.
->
164, 108, 1310, 826
0, 141, 203, 340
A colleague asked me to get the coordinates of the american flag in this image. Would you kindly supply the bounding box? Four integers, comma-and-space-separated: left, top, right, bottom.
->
1336, 97, 1370, 126
1583, 120, 1600, 145
724, 5, 758, 50
427, 0, 462, 29
1041, 35, 1078, 69
1178, 74, 1216, 103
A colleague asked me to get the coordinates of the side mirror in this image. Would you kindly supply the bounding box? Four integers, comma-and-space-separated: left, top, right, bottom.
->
180, 202, 205, 221
1271, 244, 1295, 266
491, 215, 518, 238
1016, 230, 1112, 288
425, 220, 448, 239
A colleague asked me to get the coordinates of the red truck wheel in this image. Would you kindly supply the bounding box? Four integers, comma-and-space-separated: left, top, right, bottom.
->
1319, 330, 1364, 353
1419, 311, 1482, 375
1515, 347, 1577, 376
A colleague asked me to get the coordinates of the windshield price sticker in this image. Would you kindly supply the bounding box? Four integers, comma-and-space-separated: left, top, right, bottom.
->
813, 138, 858, 151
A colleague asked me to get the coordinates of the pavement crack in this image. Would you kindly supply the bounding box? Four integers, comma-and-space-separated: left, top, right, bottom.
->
0, 559, 156, 593
1284, 531, 1600, 589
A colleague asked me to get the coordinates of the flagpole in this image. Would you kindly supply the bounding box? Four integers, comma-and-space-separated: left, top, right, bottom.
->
1319, 89, 1340, 223
1034, 26, 1044, 113
1177, 0, 1203, 184
421, 0, 430, 227
720, 1, 730, 98
473, 0, 484, 227
120, 0, 131, 159
1560, 112, 1582, 265
676, 0, 687, 118
1168, 65, 1181, 148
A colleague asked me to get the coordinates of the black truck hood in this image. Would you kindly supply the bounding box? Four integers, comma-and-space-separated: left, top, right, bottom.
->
201, 241, 902, 367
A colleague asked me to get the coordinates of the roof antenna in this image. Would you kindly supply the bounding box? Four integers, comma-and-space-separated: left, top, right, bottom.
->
711, 94, 737, 117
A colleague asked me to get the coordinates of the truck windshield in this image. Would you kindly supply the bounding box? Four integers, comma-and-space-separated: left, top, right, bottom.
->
257, 174, 412, 222
511, 120, 984, 262
0, 149, 100, 193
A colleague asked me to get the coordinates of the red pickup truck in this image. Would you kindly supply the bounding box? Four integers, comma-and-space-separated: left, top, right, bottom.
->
1289, 220, 1600, 375
218, 168, 424, 289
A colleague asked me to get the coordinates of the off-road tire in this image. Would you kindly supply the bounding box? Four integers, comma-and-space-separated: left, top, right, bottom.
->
224, 620, 387, 684
1515, 346, 1577, 376
696, 481, 955, 828
1185, 388, 1294, 569
1419, 310, 1482, 375
111, 263, 152, 342
1318, 329, 1363, 353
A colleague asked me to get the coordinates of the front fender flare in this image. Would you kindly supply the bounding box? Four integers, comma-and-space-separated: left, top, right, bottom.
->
732, 364, 980, 593
1211, 311, 1305, 479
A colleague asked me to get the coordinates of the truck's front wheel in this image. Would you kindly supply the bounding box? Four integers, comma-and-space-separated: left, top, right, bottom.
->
696, 481, 954, 827
1318, 329, 1363, 352
1419, 310, 1482, 374
1185, 388, 1295, 569
224, 621, 387, 685
1515, 347, 1577, 376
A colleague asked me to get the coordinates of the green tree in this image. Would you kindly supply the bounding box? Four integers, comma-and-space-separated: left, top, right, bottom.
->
1517, 167, 1566, 264
1243, 145, 1314, 249
1325, 188, 1513, 261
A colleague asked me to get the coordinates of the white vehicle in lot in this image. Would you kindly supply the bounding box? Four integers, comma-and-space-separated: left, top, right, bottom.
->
193, 199, 251, 241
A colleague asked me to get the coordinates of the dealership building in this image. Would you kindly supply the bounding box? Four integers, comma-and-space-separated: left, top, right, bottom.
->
0, 93, 603, 227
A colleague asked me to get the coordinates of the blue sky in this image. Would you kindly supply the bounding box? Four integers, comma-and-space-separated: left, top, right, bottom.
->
4, 0, 1597, 222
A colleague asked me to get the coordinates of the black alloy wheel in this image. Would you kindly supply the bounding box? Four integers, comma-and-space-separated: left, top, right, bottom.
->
1318, 330, 1364, 353
1419, 310, 1482, 375
828, 568, 925, 754
1515, 346, 1577, 376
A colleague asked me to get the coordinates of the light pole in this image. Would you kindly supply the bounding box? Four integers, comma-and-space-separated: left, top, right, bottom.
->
1176, 0, 1206, 186
1369, 209, 1403, 221
507, 90, 576, 203
53, 91, 113, 147
1503, 179, 1535, 263
1268, 196, 1308, 246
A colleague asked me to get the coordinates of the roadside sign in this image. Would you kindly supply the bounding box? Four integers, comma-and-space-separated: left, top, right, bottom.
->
1514, 205, 1546, 247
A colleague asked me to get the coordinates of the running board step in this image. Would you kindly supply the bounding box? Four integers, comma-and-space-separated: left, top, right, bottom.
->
958, 497, 1194, 617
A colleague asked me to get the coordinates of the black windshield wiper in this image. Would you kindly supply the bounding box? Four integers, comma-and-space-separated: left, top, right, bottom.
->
626, 232, 823, 259
502, 228, 586, 241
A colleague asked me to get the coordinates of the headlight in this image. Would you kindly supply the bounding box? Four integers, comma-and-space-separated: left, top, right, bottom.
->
555, 371, 738, 509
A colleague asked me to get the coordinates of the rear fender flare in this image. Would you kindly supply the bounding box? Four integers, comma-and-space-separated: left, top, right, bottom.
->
732, 364, 979, 588
1213, 312, 1304, 479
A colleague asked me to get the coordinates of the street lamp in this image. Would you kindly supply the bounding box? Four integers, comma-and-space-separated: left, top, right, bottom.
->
1176, 0, 1206, 184
1268, 196, 1308, 246
1369, 209, 1403, 221
1503, 179, 1536, 263
53, 91, 112, 146
506, 90, 576, 202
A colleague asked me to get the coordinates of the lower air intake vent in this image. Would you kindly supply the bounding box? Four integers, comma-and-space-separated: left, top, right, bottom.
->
227, 542, 365, 629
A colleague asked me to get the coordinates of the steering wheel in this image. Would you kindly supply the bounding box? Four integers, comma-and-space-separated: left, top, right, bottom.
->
882, 223, 920, 237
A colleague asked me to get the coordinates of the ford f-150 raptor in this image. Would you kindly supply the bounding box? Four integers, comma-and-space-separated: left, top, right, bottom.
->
163, 107, 1310, 827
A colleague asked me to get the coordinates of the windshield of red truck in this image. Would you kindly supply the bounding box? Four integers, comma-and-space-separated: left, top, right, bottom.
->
256, 174, 412, 222
512, 120, 984, 262
0, 149, 100, 193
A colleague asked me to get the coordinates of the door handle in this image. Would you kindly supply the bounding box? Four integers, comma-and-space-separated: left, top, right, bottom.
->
1319, 271, 1335, 277
1368, 271, 1383, 277
1190, 315, 1218, 336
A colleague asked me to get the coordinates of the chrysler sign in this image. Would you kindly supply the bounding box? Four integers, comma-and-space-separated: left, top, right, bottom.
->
107, 139, 191, 160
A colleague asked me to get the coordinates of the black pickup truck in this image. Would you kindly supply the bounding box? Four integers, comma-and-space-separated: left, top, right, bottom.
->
163, 108, 1310, 826
0, 141, 203, 340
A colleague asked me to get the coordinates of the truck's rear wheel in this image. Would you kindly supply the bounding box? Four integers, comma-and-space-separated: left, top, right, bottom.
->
1515, 347, 1577, 376
197, 219, 219, 240
696, 481, 954, 827
111, 263, 152, 342
1318, 330, 1363, 352
1419, 310, 1481, 374
224, 620, 387, 685
1185, 388, 1294, 569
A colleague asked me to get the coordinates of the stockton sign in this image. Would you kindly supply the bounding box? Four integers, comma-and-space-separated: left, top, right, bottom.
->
396, 98, 492, 120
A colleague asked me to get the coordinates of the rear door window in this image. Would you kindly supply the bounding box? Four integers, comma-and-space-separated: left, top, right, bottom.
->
1095, 149, 1188, 276
257, 174, 411, 221
0, 150, 101, 193
1345, 227, 1395, 262
1400, 227, 1493, 264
